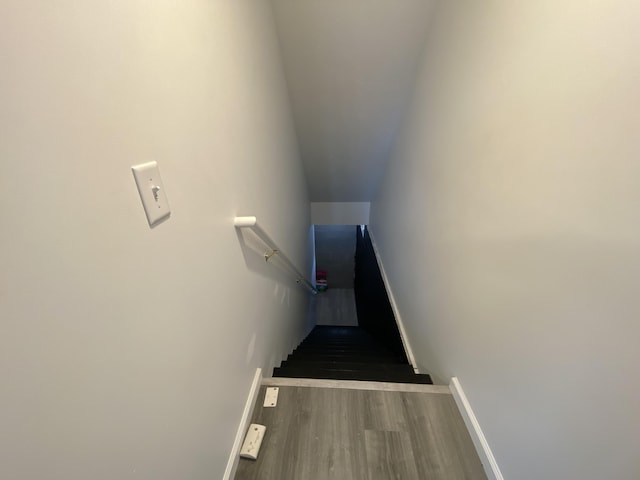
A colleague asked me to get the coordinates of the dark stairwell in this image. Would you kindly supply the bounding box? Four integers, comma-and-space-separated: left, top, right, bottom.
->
273, 226, 432, 384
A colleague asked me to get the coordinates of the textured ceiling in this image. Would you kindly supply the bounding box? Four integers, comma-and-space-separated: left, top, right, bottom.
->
272, 0, 435, 202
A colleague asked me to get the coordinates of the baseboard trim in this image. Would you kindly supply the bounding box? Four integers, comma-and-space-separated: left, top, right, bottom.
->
223, 368, 263, 480
449, 377, 504, 480
367, 230, 419, 373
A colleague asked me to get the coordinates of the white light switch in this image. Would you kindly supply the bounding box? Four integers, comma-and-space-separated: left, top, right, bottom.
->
132, 161, 170, 227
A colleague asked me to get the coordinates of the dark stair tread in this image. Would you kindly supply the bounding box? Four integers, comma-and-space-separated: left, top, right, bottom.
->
291, 347, 400, 358
295, 345, 395, 354
299, 337, 394, 348
302, 342, 376, 348
302, 327, 396, 348
299, 337, 385, 345
272, 367, 433, 384
305, 329, 371, 336
279, 360, 415, 373
304, 330, 372, 336
303, 335, 373, 343
300, 340, 382, 348
307, 326, 366, 334
301, 337, 380, 345
287, 352, 407, 364
303, 338, 370, 344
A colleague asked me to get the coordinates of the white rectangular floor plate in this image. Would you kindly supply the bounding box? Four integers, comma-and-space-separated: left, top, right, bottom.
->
263, 387, 279, 407
131, 161, 171, 227
239, 424, 266, 461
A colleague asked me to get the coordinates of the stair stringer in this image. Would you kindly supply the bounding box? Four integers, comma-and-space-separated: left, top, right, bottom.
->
366, 228, 419, 373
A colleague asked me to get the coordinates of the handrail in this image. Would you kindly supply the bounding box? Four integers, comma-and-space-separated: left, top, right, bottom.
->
234, 216, 318, 294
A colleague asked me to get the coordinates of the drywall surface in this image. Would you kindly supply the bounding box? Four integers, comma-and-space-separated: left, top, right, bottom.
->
271, 0, 435, 202
311, 202, 370, 225
370, 1, 640, 479
0, 2, 310, 479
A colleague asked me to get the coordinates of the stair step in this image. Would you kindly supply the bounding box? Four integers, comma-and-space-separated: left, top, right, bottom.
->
290, 348, 405, 359
295, 345, 394, 355
297, 343, 389, 350
307, 326, 366, 335
292, 351, 402, 363
301, 337, 379, 346
300, 342, 383, 350
301, 336, 379, 343
272, 366, 432, 384
279, 360, 415, 374
304, 334, 374, 343
280, 325, 430, 384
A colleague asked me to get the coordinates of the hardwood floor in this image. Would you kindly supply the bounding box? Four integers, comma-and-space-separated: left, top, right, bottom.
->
365, 430, 421, 479
235, 381, 487, 480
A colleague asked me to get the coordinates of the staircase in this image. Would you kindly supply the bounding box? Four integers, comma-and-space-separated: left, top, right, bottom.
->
273, 325, 433, 384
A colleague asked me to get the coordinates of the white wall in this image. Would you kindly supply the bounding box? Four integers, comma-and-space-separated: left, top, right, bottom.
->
0, 2, 310, 479
371, 1, 640, 479
311, 202, 370, 225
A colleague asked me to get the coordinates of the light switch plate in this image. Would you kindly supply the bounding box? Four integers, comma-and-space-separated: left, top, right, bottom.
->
131, 161, 170, 227
264, 387, 279, 407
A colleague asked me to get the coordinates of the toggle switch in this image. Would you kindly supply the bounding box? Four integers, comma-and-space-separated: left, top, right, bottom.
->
132, 161, 171, 227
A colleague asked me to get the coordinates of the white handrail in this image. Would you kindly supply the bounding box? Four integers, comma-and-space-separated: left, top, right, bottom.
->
234, 216, 317, 294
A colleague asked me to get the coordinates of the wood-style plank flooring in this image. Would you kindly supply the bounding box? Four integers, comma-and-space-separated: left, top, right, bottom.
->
235, 382, 487, 480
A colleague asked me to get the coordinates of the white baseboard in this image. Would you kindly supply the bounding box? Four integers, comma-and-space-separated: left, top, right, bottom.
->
367, 230, 419, 373
449, 377, 504, 480
223, 368, 263, 480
